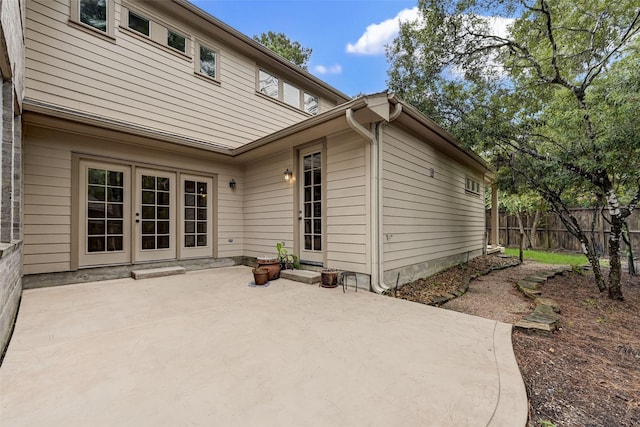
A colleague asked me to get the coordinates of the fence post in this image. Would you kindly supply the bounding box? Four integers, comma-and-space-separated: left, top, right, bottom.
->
519, 232, 524, 263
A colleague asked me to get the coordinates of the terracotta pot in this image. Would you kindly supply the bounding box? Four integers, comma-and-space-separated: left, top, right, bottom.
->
321, 269, 339, 288
253, 268, 269, 286
257, 256, 281, 280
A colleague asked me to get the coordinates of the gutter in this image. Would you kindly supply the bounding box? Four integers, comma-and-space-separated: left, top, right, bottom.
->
345, 101, 402, 294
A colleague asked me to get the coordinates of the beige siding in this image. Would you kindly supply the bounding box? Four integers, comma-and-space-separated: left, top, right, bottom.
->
242, 150, 294, 257
382, 125, 485, 275
325, 131, 369, 274
25, 0, 330, 149
23, 125, 243, 274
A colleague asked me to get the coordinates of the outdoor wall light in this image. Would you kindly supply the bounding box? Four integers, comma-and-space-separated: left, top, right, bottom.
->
284, 168, 293, 182
229, 179, 236, 189
429, 167, 435, 178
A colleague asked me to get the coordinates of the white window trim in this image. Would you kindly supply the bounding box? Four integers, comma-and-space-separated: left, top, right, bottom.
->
256, 69, 319, 115
465, 176, 482, 195
69, 0, 116, 40
126, 9, 151, 38
195, 42, 221, 83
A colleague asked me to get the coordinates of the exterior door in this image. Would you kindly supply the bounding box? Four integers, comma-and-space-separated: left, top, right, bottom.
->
299, 147, 324, 264
79, 160, 131, 266
179, 175, 214, 258
135, 169, 176, 262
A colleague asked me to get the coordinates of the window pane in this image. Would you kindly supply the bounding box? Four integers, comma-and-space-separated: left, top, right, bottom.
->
157, 236, 170, 249
157, 177, 169, 191
80, 0, 107, 32
88, 185, 105, 201
197, 222, 207, 233
88, 220, 105, 235
197, 194, 207, 207
197, 235, 207, 247
185, 221, 195, 233
259, 70, 278, 98
304, 235, 312, 250
88, 202, 105, 218
107, 236, 123, 251
197, 208, 207, 220
88, 236, 105, 252
107, 220, 123, 234
128, 11, 149, 36
185, 208, 195, 220
185, 194, 195, 207
184, 180, 195, 193
157, 207, 169, 220
283, 82, 300, 108
108, 171, 123, 186
142, 191, 155, 204
185, 235, 195, 247
107, 203, 123, 218
142, 236, 155, 249
108, 187, 123, 202
167, 30, 186, 52
88, 168, 106, 185
200, 46, 217, 79
313, 236, 321, 251
304, 93, 319, 115
157, 192, 170, 206
142, 176, 155, 190
157, 221, 169, 234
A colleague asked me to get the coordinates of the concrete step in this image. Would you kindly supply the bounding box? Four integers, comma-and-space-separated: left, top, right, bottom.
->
131, 266, 186, 280
280, 269, 321, 284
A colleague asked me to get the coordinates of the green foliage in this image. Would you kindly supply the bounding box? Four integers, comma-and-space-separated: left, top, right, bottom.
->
503, 248, 587, 265
253, 31, 312, 69
276, 242, 299, 269
387, 0, 640, 297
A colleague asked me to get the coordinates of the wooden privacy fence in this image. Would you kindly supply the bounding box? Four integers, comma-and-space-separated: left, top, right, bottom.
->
486, 208, 640, 256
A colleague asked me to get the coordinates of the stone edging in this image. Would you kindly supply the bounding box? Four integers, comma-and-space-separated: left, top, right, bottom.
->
513, 267, 575, 332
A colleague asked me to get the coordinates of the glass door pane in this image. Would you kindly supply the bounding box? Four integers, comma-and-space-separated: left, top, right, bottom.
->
180, 175, 213, 258
135, 169, 176, 262
299, 148, 323, 264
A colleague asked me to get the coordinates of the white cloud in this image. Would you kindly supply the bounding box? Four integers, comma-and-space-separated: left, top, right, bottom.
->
346, 7, 419, 55
313, 64, 343, 75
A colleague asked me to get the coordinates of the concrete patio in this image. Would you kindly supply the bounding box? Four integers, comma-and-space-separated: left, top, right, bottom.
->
0, 266, 527, 426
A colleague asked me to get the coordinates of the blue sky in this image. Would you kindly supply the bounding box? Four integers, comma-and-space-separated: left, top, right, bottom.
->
191, 0, 419, 97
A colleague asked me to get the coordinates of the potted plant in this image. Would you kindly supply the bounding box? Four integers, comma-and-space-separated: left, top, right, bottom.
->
276, 242, 300, 270
257, 255, 281, 280
252, 267, 269, 286
321, 268, 339, 288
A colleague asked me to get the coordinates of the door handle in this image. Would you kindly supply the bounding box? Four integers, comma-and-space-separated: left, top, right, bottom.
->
298, 210, 303, 220
136, 212, 140, 223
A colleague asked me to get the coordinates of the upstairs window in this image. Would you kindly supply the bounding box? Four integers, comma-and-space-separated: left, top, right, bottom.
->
128, 11, 150, 37
259, 70, 279, 98
198, 45, 218, 80
283, 82, 300, 108
167, 29, 186, 53
257, 69, 319, 115
304, 93, 319, 115
79, 0, 107, 32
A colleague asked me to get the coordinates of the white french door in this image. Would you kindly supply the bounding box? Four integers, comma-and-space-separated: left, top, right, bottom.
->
79, 160, 131, 266
298, 146, 324, 264
179, 175, 214, 258
135, 168, 176, 262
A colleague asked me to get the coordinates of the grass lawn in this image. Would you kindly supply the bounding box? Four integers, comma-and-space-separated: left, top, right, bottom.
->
503, 248, 588, 265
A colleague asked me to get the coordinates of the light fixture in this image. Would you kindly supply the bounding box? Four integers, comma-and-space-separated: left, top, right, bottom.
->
429, 168, 435, 178
284, 168, 293, 182
229, 179, 236, 189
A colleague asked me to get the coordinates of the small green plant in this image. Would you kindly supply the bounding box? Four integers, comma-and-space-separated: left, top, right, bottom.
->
596, 317, 608, 324
538, 420, 557, 427
276, 242, 300, 269
582, 298, 598, 308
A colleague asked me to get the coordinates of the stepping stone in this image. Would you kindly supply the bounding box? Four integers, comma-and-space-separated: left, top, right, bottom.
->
515, 320, 555, 332
131, 266, 185, 280
532, 304, 560, 321
520, 287, 542, 298
535, 297, 560, 313
280, 269, 320, 284
526, 276, 547, 283
517, 280, 540, 290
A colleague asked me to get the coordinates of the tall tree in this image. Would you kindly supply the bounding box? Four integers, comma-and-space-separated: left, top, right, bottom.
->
253, 31, 312, 69
387, 0, 640, 299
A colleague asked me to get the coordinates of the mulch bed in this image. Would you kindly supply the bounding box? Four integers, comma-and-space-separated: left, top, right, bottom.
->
392, 254, 520, 305
512, 270, 640, 427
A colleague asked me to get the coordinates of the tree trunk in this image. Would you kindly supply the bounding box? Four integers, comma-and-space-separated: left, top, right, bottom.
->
515, 211, 526, 247
607, 215, 624, 300
622, 222, 636, 276
530, 210, 540, 248
605, 190, 625, 300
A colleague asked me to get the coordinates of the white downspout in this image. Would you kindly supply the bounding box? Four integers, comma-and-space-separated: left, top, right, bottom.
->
346, 107, 395, 294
